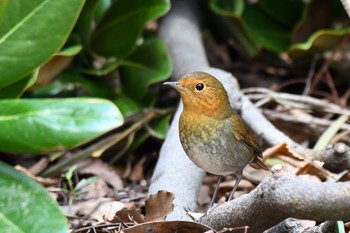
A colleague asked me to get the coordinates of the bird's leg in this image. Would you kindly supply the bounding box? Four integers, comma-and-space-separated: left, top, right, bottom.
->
227, 175, 242, 201
209, 175, 223, 208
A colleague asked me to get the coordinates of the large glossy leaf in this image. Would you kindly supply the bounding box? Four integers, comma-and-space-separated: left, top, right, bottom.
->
210, 0, 304, 52
91, 0, 170, 57
288, 28, 350, 60
209, 0, 259, 57
0, 0, 85, 89
59, 71, 115, 99
0, 98, 123, 153
147, 114, 171, 139
34, 45, 83, 89
114, 95, 144, 117
0, 69, 38, 99
75, 0, 100, 49
0, 161, 68, 233
121, 38, 172, 101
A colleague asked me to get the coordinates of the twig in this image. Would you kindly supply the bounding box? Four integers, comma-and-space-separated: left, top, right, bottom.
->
307, 33, 350, 95
263, 109, 350, 132
324, 70, 340, 104
243, 87, 350, 116
302, 55, 318, 95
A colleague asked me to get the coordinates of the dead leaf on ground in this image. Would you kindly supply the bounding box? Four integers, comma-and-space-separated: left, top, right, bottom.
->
80, 176, 109, 199
263, 143, 336, 180
122, 220, 212, 233
15, 165, 58, 186
128, 156, 147, 181
61, 198, 129, 223
144, 190, 175, 222
198, 185, 211, 206
78, 158, 123, 190
296, 162, 334, 181
263, 142, 304, 160
205, 226, 249, 233
110, 208, 144, 224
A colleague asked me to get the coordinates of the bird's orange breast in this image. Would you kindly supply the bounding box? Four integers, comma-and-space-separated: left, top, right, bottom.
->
179, 111, 255, 176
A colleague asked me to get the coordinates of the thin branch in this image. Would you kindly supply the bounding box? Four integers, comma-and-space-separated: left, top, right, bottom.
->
263, 109, 350, 132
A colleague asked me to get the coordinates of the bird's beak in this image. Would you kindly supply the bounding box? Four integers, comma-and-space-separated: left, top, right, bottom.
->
163, 81, 186, 91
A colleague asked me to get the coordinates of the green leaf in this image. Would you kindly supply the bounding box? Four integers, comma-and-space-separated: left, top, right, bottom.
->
288, 28, 350, 60
313, 115, 349, 150
64, 165, 78, 180
79, 58, 124, 76
74, 0, 100, 49
59, 71, 115, 99
57, 45, 83, 56
75, 176, 98, 191
147, 114, 171, 139
0, 0, 86, 89
0, 161, 68, 233
209, 0, 259, 57
94, 0, 112, 23
0, 69, 38, 99
91, 0, 170, 57
0, 98, 124, 153
29, 81, 77, 98
121, 38, 172, 101
242, 1, 303, 52
210, 0, 244, 17
31, 71, 115, 99
114, 95, 144, 117
209, 0, 304, 52
34, 45, 83, 92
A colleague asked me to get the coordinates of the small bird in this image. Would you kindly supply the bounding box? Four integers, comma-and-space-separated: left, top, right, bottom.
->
164, 72, 269, 208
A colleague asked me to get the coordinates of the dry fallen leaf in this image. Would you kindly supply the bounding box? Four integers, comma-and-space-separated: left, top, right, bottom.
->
205, 226, 249, 233
197, 185, 211, 206
263, 142, 304, 160
128, 156, 147, 182
80, 176, 109, 199
263, 143, 336, 181
144, 190, 175, 222
78, 158, 123, 190
122, 220, 213, 233
75, 198, 126, 223
110, 208, 144, 224
296, 162, 332, 181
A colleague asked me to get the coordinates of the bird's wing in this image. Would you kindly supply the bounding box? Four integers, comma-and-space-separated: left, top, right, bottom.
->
229, 112, 262, 157
229, 113, 269, 170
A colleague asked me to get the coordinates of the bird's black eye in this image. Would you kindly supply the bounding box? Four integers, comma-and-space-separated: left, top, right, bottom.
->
195, 83, 204, 91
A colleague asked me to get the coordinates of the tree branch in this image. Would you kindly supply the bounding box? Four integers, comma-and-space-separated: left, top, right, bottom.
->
264, 219, 336, 233
200, 166, 350, 232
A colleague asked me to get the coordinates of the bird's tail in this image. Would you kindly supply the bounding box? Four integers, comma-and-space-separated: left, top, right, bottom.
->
250, 156, 270, 171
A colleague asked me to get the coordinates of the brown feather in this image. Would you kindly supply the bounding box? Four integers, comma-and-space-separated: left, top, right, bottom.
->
229, 112, 269, 171
250, 156, 270, 171
229, 112, 262, 157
